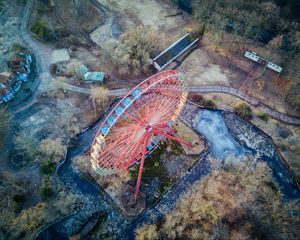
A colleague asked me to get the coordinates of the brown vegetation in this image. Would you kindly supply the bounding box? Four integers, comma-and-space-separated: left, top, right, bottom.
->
135, 159, 300, 239
192, 0, 300, 110
39, 138, 65, 163
234, 101, 252, 120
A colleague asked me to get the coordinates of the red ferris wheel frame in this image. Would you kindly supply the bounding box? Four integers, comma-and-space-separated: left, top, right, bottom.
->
90, 70, 190, 201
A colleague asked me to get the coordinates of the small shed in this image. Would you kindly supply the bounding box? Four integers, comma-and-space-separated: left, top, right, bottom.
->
79, 64, 90, 76
83, 71, 105, 83
244, 51, 282, 73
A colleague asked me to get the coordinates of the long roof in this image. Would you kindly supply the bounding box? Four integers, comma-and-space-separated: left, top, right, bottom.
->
152, 32, 199, 70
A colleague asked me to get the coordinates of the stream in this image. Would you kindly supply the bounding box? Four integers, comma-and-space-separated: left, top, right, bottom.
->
37, 107, 300, 239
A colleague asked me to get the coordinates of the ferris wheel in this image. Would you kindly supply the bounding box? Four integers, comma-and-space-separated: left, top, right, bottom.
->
90, 70, 190, 201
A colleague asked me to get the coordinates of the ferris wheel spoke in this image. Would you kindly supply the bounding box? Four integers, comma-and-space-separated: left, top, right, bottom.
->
114, 138, 141, 169
152, 127, 191, 146
121, 107, 145, 126
125, 131, 147, 169
134, 132, 149, 201
100, 131, 136, 161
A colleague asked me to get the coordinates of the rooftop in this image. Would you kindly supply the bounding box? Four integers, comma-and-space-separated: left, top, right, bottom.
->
51, 49, 70, 64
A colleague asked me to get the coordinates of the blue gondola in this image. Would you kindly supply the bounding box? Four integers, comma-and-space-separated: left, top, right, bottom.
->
124, 97, 133, 107
152, 136, 161, 145
101, 125, 109, 136
167, 121, 174, 127
147, 143, 154, 151
115, 106, 124, 116
132, 89, 141, 100
108, 115, 116, 126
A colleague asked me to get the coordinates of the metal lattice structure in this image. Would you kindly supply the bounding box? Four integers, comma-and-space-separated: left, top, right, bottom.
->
90, 70, 190, 201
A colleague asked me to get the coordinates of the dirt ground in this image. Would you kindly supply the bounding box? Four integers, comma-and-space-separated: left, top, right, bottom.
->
90, 0, 191, 48
178, 41, 299, 117
179, 48, 232, 86
173, 120, 205, 155
100, 0, 187, 28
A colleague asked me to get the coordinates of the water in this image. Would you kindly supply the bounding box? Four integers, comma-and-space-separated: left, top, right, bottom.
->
194, 109, 300, 199
194, 109, 247, 160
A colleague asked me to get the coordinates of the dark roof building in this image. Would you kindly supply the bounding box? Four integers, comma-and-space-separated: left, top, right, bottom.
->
151, 32, 199, 71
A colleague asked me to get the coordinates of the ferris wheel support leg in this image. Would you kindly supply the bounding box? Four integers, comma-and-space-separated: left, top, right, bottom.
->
134, 132, 149, 202
127, 133, 147, 169
152, 128, 192, 147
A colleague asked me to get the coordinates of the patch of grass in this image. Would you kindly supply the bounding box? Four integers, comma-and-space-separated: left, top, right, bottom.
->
257, 111, 269, 121
30, 21, 52, 41
170, 140, 184, 156
40, 160, 56, 174
130, 142, 174, 194
13, 194, 26, 203
40, 176, 53, 199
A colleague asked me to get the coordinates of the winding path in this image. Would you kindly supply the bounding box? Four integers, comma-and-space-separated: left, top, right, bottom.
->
189, 85, 300, 125
59, 83, 300, 125
20, 0, 53, 88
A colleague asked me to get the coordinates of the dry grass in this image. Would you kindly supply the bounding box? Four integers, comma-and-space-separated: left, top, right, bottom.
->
173, 120, 205, 155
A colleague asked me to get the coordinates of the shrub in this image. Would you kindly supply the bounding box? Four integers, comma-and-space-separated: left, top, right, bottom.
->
190, 94, 216, 109
278, 142, 287, 151
12, 43, 26, 53
234, 102, 252, 120
13, 194, 26, 203
39, 138, 65, 163
9, 203, 45, 239
40, 160, 56, 174
41, 186, 53, 199
109, 27, 160, 75
203, 99, 216, 109
30, 21, 53, 41
257, 111, 269, 121
40, 176, 53, 199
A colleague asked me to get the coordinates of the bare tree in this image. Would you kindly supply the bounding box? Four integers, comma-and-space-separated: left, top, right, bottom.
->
14, 131, 39, 160
71, 0, 93, 23
109, 27, 160, 75
90, 86, 109, 115
39, 138, 65, 163
135, 160, 300, 239
0, 107, 10, 147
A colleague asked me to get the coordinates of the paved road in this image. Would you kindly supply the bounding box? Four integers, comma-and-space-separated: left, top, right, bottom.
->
20, 0, 54, 90
10, 0, 54, 114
